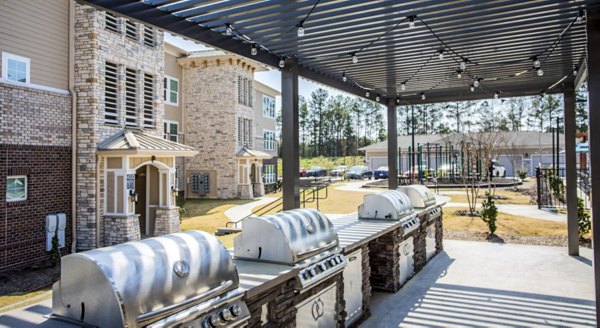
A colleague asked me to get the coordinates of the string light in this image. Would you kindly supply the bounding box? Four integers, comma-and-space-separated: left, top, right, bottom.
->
375, 95, 380, 102
251, 44, 258, 56
533, 58, 541, 68
365, 90, 370, 97
470, 85, 475, 92
225, 24, 233, 36
401, 82, 406, 90
351, 53, 358, 64
473, 78, 480, 87
396, 97, 401, 104
537, 68, 544, 76
494, 91, 499, 99
421, 92, 426, 100
456, 70, 462, 79
573, 66, 578, 76
297, 22, 305, 37
408, 16, 415, 29
460, 60, 466, 70
342, 72, 347, 82
577, 8, 584, 23
438, 49, 444, 60
279, 57, 286, 68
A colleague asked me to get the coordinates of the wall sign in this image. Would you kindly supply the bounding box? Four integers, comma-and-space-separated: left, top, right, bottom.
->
127, 174, 135, 190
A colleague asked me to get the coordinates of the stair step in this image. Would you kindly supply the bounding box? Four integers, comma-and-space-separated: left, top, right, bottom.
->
215, 227, 242, 236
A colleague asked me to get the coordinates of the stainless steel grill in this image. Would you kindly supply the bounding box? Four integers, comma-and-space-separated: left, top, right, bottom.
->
358, 190, 420, 236
50, 231, 250, 328
234, 208, 347, 289
397, 185, 437, 208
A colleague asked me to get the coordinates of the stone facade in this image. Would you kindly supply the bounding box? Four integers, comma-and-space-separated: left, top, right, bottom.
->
103, 215, 141, 246
155, 207, 180, 235
74, 4, 165, 249
180, 53, 262, 199
368, 228, 403, 292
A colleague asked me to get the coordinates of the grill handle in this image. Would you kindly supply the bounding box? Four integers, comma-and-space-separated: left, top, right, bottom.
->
296, 240, 337, 258
136, 280, 234, 325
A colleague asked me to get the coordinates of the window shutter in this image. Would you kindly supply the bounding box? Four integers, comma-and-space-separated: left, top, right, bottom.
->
125, 68, 138, 127
125, 20, 138, 41
143, 73, 154, 128
104, 62, 118, 125
143, 26, 155, 47
105, 12, 119, 33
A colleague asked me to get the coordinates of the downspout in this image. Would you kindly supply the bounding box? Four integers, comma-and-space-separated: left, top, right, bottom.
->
69, 0, 77, 253
96, 154, 101, 248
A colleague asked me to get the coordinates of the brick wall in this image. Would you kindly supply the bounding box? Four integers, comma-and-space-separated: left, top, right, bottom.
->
0, 144, 72, 271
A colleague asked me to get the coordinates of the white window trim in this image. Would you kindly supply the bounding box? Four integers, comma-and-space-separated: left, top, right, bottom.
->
2, 52, 31, 84
164, 76, 179, 106
262, 95, 276, 119
263, 129, 276, 151
6, 175, 27, 202
164, 119, 179, 142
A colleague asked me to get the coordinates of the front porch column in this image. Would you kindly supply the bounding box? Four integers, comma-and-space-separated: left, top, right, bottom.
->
387, 98, 398, 189
281, 58, 300, 210
563, 83, 578, 256
586, 6, 600, 322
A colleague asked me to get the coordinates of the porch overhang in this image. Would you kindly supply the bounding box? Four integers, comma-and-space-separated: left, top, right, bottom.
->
236, 147, 273, 160
97, 129, 198, 157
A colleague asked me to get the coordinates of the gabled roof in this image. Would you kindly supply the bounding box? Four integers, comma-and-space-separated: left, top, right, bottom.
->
236, 147, 273, 160
98, 130, 198, 156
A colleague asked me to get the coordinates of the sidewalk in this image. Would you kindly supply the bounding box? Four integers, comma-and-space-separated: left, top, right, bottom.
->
223, 197, 278, 222
444, 202, 567, 222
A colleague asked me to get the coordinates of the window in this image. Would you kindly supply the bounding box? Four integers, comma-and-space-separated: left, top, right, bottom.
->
143, 73, 154, 128
125, 20, 138, 41
237, 76, 252, 107
263, 165, 276, 185
263, 95, 275, 118
143, 26, 155, 47
163, 121, 178, 142
237, 117, 253, 148
104, 62, 119, 125
2, 52, 30, 83
263, 130, 276, 151
163, 76, 179, 105
6, 176, 27, 202
125, 68, 138, 127
105, 12, 119, 33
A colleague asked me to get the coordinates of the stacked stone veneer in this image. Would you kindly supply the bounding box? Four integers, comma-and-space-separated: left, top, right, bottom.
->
103, 215, 141, 246
414, 210, 443, 272
181, 56, 257, 199
74, 4, 165, 249
0, 82, 72, 271
155, 208, 180, 235
245, 273, 344, 327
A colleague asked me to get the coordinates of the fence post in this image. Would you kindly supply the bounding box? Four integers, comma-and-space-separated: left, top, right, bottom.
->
536, 167, 542, 209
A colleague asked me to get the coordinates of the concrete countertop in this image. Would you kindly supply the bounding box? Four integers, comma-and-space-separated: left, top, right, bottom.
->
234, 259, 297, 299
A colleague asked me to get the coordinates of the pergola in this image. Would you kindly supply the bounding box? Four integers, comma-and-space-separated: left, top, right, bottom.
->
79, 0, 600, 320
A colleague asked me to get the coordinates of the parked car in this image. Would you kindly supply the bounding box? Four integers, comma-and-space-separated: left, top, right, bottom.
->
373, 166, 389, 179
491, 160, 506, 177
307, 166, 327, 177
346, 166, 373, 180
299, 167, 308, 177
331, 165, 348, 177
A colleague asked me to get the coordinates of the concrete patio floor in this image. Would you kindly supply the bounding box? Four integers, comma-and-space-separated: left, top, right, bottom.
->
362, 240, 595, 327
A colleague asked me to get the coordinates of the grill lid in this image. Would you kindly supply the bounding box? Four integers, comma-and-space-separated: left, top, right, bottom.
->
358, 190, 415, 221
397, 185, 437, 208
234, 208, 338, 265
52, 231, 240, 328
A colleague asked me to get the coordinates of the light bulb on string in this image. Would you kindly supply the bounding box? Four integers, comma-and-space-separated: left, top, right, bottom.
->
577, 9, 584, 23
457, 70, 462, 79
533, 58, 541, 68
537, 68, 544, 76
376, 95, 380, 102
396, 98, 401, 104
401, 82, 406, 91
297, 23, 305, 37
279, 58, 286, 68
365, 90, 370, 97
225, 24, 233, 36
438, 49, 444, 60
421, 92, 426, 100
470, 85, 475, 92
251, 44, 258, 56
473, 78, 480, 87
460, 60, 466, 70
351, 53, 358, 64
573, 66, 578, 76
408, 16, 415, 29
494, 92, 499, 99
342, 72, 347, 82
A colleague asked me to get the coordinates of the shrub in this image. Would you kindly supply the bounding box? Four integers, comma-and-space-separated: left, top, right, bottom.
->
578, 198, 591, 240
51, 233, 61, 266
517, 168, 528, 179
480, 192, 498, 235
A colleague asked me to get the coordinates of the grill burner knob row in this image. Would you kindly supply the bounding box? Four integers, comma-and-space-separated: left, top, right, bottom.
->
328, 258, 336, 266
230, 304, 241, 317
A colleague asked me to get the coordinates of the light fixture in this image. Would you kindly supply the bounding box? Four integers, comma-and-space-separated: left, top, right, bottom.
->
297, 22, 305, 37
225, 24, 233, 36
421, 92, 426, 100
537, 68, 544, 76
473, 78, 480, 87
533, 58, 541, 68
438, 49, 444, 60
494, 91, 499, 99
408, 16, 415, 29
251, 44, 258, 56
396, 97, 401, 104
457, 70, 462, 79
376, 95, 380, 102
577, 8, 584, 23
460, 60, 467, 70
279, 57, 286, 68
573, 66, 578, 76
542, 90, 547, 96
470, 84, 475, 92
366, 90, 370, 97
401, 82, 406, 90
351, 53, 358, 64
342, 72, 347, 82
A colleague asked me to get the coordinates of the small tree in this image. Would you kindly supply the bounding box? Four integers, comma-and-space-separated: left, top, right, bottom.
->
480, 192, 498, 235
578, 198, 591, 240
51, 233, 61, 266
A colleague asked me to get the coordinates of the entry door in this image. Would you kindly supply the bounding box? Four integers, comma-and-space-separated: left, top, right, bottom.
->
135, 168, 147, 235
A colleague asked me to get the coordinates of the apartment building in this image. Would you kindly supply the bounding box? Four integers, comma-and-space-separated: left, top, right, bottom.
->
253, 81, 280, 193
0, 1, 281, 271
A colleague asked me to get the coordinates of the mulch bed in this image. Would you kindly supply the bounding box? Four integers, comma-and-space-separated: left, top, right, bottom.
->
445, 230, 591, 248
0, 262, 60, 295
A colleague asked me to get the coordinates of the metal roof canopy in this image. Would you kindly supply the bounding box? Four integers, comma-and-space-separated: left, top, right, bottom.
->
78, 0, 595, 105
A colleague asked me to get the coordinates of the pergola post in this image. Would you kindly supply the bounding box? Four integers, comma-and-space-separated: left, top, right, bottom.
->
281, 59, 300, 210
586, 6, 600, 322
563, 83, 578, 256
387, 98, 398, 189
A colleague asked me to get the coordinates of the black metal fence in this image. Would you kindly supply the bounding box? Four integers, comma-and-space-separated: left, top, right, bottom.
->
536, 167, 590, 209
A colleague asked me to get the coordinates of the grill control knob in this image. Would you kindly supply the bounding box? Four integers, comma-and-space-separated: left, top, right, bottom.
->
318, 263, 327, 272
230, 304, 241, 317
337, 255, 344, 263
303, 270, 310, 280
209, 313, 226, 327
329, 258, 337, 266
221, 307, 234, 321
309, 268, 317, 277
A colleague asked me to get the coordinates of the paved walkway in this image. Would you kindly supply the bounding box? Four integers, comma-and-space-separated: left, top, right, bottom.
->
444, 202, 567, 222
223, 197, 278, 222
362, 240, 595, 327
